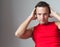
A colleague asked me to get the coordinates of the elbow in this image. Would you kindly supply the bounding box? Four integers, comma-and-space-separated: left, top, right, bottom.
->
15, 32, 21, 38
15, 32, 28, 39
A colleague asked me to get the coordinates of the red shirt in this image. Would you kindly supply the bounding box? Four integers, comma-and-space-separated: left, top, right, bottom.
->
32, 22, 60, 47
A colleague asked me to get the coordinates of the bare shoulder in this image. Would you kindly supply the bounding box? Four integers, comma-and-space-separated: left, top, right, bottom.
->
55, 21, 60, 29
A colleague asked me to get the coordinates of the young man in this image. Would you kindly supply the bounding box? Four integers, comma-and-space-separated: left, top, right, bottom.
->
15, 1, 60, 47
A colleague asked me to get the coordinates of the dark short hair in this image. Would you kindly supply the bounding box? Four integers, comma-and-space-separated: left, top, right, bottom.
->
35, 1, 51, 13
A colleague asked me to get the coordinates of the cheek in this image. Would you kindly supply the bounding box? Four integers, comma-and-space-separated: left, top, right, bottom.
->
45, 16, 49, 19
36, 15, 40, 19
36, 16, 41, 21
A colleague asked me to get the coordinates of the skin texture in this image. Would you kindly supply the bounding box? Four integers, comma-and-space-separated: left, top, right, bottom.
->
15, 7, 60, 39
36, 7, 50, 24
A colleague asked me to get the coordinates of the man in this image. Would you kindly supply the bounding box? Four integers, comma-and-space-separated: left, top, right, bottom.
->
15, 1, 60, 47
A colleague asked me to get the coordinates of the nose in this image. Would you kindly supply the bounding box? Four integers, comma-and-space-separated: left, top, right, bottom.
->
41, 15, 44, 19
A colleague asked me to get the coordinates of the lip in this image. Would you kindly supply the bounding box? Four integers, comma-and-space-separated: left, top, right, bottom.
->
42, 19, 45, 22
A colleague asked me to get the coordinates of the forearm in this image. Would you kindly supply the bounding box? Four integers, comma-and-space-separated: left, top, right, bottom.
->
53, 13, 60, 21
51, 10, 60, 21
15, 16, 32, 37
15, 8, 36, 38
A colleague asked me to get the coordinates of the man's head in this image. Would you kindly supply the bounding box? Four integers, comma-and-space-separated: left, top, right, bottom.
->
35, 1, 51, 24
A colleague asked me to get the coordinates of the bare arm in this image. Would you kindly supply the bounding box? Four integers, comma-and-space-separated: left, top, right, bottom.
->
18, 27, 34, 39
15, 8, 36, 39
51, 9, 60, 29
51, 9, 60, 21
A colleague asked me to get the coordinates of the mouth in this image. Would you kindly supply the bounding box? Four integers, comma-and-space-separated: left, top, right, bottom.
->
42, 19, 45, 22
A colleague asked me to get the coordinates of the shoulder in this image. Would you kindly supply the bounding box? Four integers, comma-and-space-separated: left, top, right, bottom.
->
55, 21, 60, 29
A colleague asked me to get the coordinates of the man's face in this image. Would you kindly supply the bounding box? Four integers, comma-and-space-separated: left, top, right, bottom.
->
36, 7, 50, 24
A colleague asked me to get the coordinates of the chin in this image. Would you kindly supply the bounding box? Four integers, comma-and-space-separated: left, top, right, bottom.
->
39, 22, 46, 24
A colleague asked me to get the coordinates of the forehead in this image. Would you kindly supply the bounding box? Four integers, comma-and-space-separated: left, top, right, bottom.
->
36, 7, 49, 13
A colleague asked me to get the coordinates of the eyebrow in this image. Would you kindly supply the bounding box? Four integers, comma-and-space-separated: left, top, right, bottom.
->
37, 12, 49, 14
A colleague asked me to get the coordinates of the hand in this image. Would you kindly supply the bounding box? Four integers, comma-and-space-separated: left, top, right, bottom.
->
50, 9, 56, 18
29, 8, 37, 20
50, 6, 60, 21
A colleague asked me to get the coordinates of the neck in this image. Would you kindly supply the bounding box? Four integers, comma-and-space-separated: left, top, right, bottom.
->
39, 21, 48, 25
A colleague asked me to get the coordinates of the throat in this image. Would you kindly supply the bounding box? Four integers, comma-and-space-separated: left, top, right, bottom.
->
39, 22, 49, 25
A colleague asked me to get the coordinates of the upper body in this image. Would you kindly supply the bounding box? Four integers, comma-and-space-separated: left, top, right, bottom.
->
32, 22, 60, 47
15, 1, 60, 47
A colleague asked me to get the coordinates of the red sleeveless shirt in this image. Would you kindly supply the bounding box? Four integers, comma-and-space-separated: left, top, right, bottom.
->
32, 22, 60, 47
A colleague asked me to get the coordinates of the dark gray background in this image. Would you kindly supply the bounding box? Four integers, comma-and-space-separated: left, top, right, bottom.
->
0, 0, 60, 47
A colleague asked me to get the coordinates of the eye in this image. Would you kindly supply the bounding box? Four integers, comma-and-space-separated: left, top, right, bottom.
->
38, 13, 41, 15
44, 13, 48, 16
44, 13, 47, 15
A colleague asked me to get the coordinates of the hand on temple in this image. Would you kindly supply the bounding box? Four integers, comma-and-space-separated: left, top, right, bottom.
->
29, 8, 37, 20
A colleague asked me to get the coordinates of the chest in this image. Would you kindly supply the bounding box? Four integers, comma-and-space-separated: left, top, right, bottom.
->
33, 24, 58, 37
